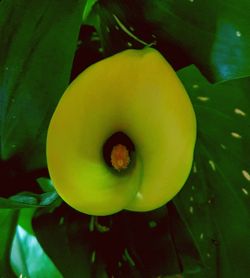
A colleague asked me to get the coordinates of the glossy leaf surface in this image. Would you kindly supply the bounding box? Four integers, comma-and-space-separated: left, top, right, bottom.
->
0, 209, 19, 278
0, 0, 83, 171
11, 209, 62, 278
175, 65, 250, 277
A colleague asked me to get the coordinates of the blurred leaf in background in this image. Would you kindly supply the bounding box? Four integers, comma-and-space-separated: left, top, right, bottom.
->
10, 208, 62, 278
0, 209, 19, 278
0, 0, 84, 197
88, 0, 250, 82
0, 177, 61, 209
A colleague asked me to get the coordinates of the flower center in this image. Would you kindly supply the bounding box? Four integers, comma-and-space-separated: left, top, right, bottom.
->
111, 144, 130, 171
102, 132, 135, 172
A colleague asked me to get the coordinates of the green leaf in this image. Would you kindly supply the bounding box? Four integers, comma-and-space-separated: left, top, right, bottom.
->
167, 203, 203, 275
11, 208, 62, 278
0, 178, 61, 209
174, 65, 250, 277
37, 177, 55, 192
0, 209, 19, 278
82, 0, 98, 22
0, 0, 84, 172
92, 0, 250, 82
8, 191, 60, 207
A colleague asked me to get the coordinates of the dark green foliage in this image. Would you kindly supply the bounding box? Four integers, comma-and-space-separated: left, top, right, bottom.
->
0, 0, 84, 204
0, 0, 84, 181
32, 203, 201, 277
0, 209, 19, 278
92, 0, 250, 82
32, 205, 99, 278
175, 66, 250, 277
10, 208, 63, 277
0, 0, 250, 277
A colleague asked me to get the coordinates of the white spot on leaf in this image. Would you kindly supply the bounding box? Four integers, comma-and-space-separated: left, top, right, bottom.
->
236, 30, 242, 37
231, 132, 242, 139
242, 170, 250, 181
200, 233, 204, 240
189, 206, 194, 214
197, 96, 209, 102
242, 188, 248, 195
208, 160, 216, 171
192, 84, 199, 89
193, 162, 197, 173
234, 108, 246, 117
220, 144, 227, 149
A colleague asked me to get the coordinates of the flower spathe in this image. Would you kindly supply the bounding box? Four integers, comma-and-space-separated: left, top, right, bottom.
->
46, 47, 196, 216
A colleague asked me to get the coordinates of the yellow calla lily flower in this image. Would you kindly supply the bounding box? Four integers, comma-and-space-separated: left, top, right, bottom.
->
47, 47, 196, 216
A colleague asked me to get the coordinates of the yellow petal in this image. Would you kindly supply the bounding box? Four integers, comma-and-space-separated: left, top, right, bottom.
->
47, 47, 196, 215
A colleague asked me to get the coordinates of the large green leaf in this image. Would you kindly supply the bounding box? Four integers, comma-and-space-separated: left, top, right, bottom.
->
174, 65, 250, 277
0, 209, 19, 278
0, 0, 84, 173
167, 203, 203, 275
10, 208, 62, 278
89, 0, 250, 82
